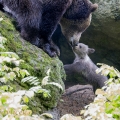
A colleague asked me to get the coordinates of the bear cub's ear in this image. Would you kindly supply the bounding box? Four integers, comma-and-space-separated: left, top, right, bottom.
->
91, 3, 98, 12
88, 48, 95, 54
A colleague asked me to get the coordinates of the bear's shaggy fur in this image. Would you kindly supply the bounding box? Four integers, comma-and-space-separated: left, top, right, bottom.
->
0, 0, 97, 57
64, 43, 108, 91
60, 1, 98, 46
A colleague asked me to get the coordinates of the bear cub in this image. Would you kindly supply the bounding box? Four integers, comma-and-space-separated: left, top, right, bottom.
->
64, 43, 108, 91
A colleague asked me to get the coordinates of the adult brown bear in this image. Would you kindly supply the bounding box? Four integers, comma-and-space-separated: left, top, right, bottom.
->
0, 0, 97, 57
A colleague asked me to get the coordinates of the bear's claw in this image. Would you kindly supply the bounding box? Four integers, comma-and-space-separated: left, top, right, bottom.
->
43, 42, 60, 57
50, 41, 60, 56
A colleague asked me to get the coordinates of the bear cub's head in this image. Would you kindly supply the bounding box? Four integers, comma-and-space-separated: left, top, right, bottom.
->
73, 43, 95, 58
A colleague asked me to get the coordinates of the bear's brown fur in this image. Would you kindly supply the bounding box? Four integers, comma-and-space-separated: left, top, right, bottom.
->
0, 0, 97, 57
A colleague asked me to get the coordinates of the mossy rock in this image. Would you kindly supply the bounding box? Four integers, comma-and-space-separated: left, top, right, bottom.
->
0, 11, 66, 114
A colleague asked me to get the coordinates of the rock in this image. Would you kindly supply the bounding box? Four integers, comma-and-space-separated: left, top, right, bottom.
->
46, 108, 60, 120
0, 11, 66, 114
57, 84, 95, 116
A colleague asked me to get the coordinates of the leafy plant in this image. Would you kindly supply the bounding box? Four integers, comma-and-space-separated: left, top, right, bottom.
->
21, 68, 63, 98
96, 63, 120, 84
0, 52, 29, 85
0, 90, 53, 120
0, 36, 7, 50
22, 68, 63, 92
62, 64, 120, 120
0, 34, 63, 119
81, 63, 120, 120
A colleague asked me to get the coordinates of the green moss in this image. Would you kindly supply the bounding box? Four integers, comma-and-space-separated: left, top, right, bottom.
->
0, 11, 66, 113
0, 13, 21, 52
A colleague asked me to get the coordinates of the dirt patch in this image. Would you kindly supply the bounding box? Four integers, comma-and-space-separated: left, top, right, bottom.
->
57, 84, 95, 116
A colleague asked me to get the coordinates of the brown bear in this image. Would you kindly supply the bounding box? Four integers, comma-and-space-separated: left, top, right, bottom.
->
60, 1, 98, 46
0, 0, 98, 57
64, 43, 108, 91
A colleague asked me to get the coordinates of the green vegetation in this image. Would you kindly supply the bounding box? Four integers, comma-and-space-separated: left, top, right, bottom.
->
0, 11, 66, 114
0, 6, 120, 120
0, 16, 64, 119
61, 64, 120, 120
80, 63, 120, 120
0, 34, 64, 119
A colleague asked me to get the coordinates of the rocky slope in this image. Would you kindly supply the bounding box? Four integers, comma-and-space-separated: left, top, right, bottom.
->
0, 11, 66, 114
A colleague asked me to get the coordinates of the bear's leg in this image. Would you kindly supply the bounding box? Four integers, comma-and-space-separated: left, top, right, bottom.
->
17, 4, 43, 49
20, 27, 43, 47
19, 12, 59, 57
42, 40, 60, 57
21, 28, 60, 57
0, 3, 4, 12
39, 19, 61, 57
39, 0, 72, 57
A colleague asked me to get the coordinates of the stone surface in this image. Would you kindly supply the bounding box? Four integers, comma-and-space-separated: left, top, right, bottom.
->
57, 84, 95, 116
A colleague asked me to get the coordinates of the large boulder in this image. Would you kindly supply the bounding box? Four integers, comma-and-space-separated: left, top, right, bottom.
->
0, 11, 66, 114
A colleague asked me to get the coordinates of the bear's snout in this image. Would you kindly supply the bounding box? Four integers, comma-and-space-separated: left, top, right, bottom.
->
72, 42, 79, 47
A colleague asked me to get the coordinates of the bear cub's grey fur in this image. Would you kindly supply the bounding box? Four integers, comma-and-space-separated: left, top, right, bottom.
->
64, 43, 108, 91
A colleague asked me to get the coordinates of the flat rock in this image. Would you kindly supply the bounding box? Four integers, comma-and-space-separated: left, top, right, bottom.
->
57, 84, 95, 116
